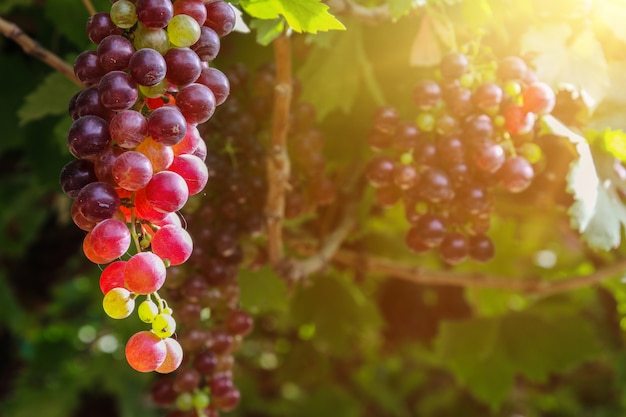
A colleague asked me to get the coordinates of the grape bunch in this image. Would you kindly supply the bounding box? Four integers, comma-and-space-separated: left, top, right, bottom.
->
366, 52, 556, 264
59, 0, 235, 374
148, 63, 266, 417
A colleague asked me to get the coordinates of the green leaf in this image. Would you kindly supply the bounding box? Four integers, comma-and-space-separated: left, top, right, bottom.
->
0, 0, 31, 13
18, 72, 80, 126
544, 115, 626, 250
44, 0, 92, 48
238, 266, 289, 314
521, 24, 608, 109
239, 0, 345, 33
249, 18, 285, 46
436, 304, 601, 410
298, 24, 367, 120
389, 0, 416, 20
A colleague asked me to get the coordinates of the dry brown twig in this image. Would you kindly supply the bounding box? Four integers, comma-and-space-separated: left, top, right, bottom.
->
0, 16, 82, 87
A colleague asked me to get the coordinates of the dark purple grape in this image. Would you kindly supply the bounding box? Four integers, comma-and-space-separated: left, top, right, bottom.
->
151, 378, 177, 406
173, 368, 201, 393
195, 67, 230, 105
164, 47, 202, 86
405, 226, 430, 253
204, 0, 236, 37
74, 87, 115, 120
225, 310, 253, 336
76, 181, 120, 222
73, 50, 105, 86
193, 350, 218, 375
86, 12, 122, 45
191, 26, 220, 62
393, 164, 419, 190
413, 79, 441, 110
440, 232, 469, 264
147, 105, 188, 145
136, 0, 173, 28
98, 70, 138, 111
498, 156, 534, 192
472, 82, 503, 113
59, 159, 98, 197
365, 156, 395, 188
413, 141, 438, 167
176, 83, 216, 124
444, 86, 473, 118
67, 115, 111, 159
463, 114, 494, 144
129, 48, 167, 87
97, 34, 135, 72
413, 213, 446, 247
440, 52, 469, 79
394, 122, 420, 152
373, 105, 399, 135
436, 135, 464, 165
469, 234, 495, 262
214, 386, 240, 412
457, 185, 490, 215
418, 168, 454, 203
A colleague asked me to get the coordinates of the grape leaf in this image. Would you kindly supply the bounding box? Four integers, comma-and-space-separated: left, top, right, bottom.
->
298, 24, 366, 120
521, 24, 609, 109
436, 305, 601, 409
44, 0, 92, 48
238, 0, 345, 34
595, 0, 626, 44
18, 72, 80, 126
238, 266, 289, 314
544, 115, 626, 250
0, 0, 31, 13
249, 18, 285, 46
389, 0, 417, 20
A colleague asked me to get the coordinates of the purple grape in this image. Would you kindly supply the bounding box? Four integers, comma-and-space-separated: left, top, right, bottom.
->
67, 115, 111, 159
129, 48, 167, 87
98, 70, 138, 111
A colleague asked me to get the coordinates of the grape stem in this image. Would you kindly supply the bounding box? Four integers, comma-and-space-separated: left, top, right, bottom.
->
81, 0, 97, 16
129, 192, 143, 253
0, 17, 82, 87
330, 249, 626, 297
265, 32, 292, 265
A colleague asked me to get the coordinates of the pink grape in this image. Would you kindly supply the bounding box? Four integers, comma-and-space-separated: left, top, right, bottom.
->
125, 330, 167, 372
145, 171, 189, 213
113, 151, 154, 190
152, 212, 182, 227
171, 124, 201, 155
83, 232, 110, 264
100, 260, 127, 294
76, 181, 120, 222
151, 224, 193, 266
124, 251, 167, 294
110, 110, 148, 148
155, 337, 184, 374
173, 0, 207, 25
71, 200, 97, 231
134, 187, 170, 222
168, 154, 208, 195
89, 218, 131, 261
136, 136, 174, 172
175, 83, 216, 124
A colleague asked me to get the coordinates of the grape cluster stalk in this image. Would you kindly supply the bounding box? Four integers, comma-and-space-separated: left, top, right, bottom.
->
59, 0, 235, 379
365, 52, 556, 264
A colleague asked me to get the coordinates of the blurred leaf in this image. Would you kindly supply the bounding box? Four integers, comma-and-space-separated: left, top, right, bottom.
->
18, 72, 79, 126
521, 24, 609, 109
239, 0, 345, 33
0, 0, 31, 13
44, 0, 92, 48
249, 18, 285, 46
389, 0, 417, 20
462, 0, 492, 28
239, 266, 289, 314
410, 14, 442, 67
595, 0, 626, 44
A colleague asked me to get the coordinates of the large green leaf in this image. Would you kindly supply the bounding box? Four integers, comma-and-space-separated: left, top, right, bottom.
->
436, 304, 601, 410
239, 0, 345, 33
238, 266, 289, 314
18, 72, 80, 126
544, 115, 626, 250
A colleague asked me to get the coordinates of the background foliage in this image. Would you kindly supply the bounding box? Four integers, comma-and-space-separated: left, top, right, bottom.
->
3, 0, 626, 416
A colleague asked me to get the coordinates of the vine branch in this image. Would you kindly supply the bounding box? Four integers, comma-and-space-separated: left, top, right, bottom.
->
266, 33, 292, 265
331, 249, 626, 297
82, 0, 97, 16
0, 16, 82, 87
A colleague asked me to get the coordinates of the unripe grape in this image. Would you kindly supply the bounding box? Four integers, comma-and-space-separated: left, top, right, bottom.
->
110, 0, 137, 29
152, 313, 177, 338
103, 287, 135, 319
138, 299, 160, 323
125, 330, 167, 372
155, 338, 183, 373
168, 14, 201, 47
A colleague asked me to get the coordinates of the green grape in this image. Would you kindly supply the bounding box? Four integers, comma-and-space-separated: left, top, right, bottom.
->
176, 392, 193, 411
134, 23, 170, 55
416, 112, 435, 132
167, 14, 201, 48
192, 391, 210, 409
162, 306, 173, 315
110, 0, 137, 29
103, 288, 135, 319
152, 313, 176, 338
518, 142, 543, 164
139, 79, 168, 98
138, 299, 159, 323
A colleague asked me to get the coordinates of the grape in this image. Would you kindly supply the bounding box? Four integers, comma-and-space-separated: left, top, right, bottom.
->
97, 35, 135, 72
145, 170, 189, 213
418, 168, 454, 203
67, 115, 111, 159
126, 330, 167, 372
136, 135, 175, 172
503, 104, 536, 135
171, 124, 201, 155
164, 47, 202, 86
98, 70, 139, 111
139, 299, 160, 323
100, 261, 127, 294
195, 67, 230, 105
214, 386, 240, 411
135, 187, 170, 222
413, 79, 441, 110
365, 156, 395, 188
436, 135, 464, 165
151, 224, 193, 266
473, 143, 505, 173
89, 218, 131, 261
134, 23, 170, 54
463, 114, 494, 143
155, 338, 183, 373
173, 368, 201, 392
124, 251, 167, 294
113, 151, 153, 190
83, 232, 111, 264
103, 288, 136, 319
439, 232, 469, 264
94, 146, 123, 185
394, 122, 420, 152
203, 1, 236, 37
140, 79, 168, 98
173, 0, 207, 25
110, 0, 138, 29
109, 110, 148, 149
225, 310, 253, 336
190, 26, 220, 62
472, 82, 503, 113
522, 81, 556, 115
497, 56, 528, 81
151, 378, 178, 406
405, 226, 430, 253
175, 83, 216, 124
193, 350, 217, 375
469, 234, 495, 262
72, 200, 98, 231
74, 87, 115, 121
440, 51, 469, 79
74, 50, 105, 86
129, 48, 167, 87
136, 0, 174, 29
393, 164, 419, 190
76, 181, 120, 222
413, 213, 446, 248
168, 14, 201, 47
499, 156, 534, 192
60, 159, 98, 197
192, 391, 210, 410
148, 106, 188, 146
86, 12, 122, 45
